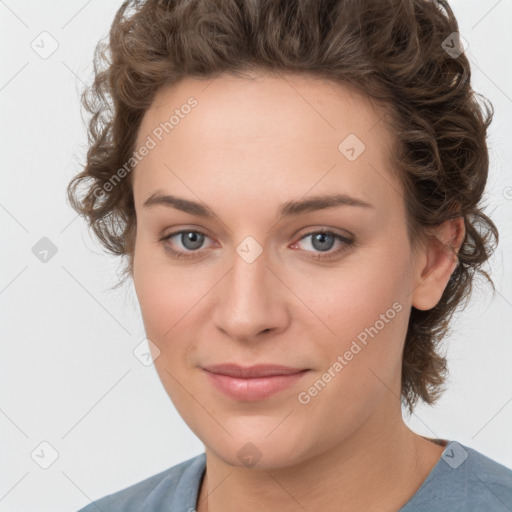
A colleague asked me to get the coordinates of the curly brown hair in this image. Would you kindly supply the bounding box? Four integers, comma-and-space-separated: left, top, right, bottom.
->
67, 0, 499, 413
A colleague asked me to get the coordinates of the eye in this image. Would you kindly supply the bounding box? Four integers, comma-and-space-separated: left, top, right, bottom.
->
159, 229, 214, 259
159, 228, 354, 261
290, 230, 354, 260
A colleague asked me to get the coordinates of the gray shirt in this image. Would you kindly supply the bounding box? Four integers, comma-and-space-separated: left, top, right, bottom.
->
76, 440, 512, 511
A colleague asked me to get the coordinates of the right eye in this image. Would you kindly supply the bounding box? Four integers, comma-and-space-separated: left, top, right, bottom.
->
159, 229, 214, 259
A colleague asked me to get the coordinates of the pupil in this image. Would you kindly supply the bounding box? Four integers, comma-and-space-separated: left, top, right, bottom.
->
312, 233, 334, 252
182, 231, 204, 250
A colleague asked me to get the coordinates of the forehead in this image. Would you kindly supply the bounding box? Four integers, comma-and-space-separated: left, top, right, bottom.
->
138, 71, 388, 145
133, 72, 399, 213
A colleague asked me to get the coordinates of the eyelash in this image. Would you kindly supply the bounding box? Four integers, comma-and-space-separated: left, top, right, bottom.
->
159, 229, 354, 261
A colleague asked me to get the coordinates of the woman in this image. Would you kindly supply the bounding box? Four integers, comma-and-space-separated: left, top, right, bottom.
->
68, 0, 512, 510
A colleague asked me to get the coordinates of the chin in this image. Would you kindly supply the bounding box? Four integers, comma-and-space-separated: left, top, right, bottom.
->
211, 443, 300, 471
203, 428, 313, 470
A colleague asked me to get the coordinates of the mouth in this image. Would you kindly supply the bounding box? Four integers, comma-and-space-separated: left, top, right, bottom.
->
201, 364, 310, 401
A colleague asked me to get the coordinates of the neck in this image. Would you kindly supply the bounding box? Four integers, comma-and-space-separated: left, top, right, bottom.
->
196, 401, 444, 512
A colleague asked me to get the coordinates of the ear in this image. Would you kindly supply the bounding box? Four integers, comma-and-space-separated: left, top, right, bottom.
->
411, 217, 465, 311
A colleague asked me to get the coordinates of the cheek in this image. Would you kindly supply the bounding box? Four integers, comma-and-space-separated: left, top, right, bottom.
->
133, 240, 181, 346
296, 281, 408, 436
133, 259, 170, 336
320, 251, 409, 331
132, 254, 193, 404
312, 241, 412, 383
132, 241, 209, 367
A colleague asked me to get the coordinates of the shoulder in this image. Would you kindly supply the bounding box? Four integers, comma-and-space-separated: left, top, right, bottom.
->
402, 441, 512, 512
75, 452, 206, 512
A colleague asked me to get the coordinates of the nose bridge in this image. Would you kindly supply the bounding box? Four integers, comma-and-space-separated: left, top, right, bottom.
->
214, 241, 286, 339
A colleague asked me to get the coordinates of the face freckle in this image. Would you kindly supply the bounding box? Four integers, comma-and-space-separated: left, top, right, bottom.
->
131, 72, 418, 469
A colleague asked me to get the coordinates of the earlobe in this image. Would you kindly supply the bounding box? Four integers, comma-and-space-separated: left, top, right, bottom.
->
411, 217, 465, 311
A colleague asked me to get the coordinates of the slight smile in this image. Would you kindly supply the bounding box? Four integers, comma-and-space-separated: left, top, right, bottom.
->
202, 364, 311, 401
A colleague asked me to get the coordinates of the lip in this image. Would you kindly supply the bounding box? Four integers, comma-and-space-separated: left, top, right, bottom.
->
202, 364, 310, 401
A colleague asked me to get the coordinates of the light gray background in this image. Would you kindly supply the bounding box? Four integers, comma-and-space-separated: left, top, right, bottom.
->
1, 1, 511, 510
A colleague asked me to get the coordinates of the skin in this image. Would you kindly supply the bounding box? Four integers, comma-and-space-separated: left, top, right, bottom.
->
131, 71, 464, 512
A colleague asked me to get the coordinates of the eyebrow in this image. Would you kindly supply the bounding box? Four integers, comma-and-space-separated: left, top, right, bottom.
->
143, 191, 374, 219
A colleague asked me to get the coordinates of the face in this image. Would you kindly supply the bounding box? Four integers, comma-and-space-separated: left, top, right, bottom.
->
131, 72, 421, 469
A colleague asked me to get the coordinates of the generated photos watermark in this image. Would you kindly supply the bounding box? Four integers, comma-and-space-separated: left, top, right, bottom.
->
297, 301, 403, 405
93, 96, 198, 200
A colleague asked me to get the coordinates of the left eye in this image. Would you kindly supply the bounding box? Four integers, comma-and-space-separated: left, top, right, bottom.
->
291, 231, 353, 259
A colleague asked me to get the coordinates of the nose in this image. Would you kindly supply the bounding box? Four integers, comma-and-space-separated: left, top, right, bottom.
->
212, 247, 290, 342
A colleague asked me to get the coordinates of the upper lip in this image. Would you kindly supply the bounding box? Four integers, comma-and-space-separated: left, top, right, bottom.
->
202, 364, 308, 378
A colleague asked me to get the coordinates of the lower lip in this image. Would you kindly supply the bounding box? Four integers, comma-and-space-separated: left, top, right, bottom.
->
203, 369, 309, 401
